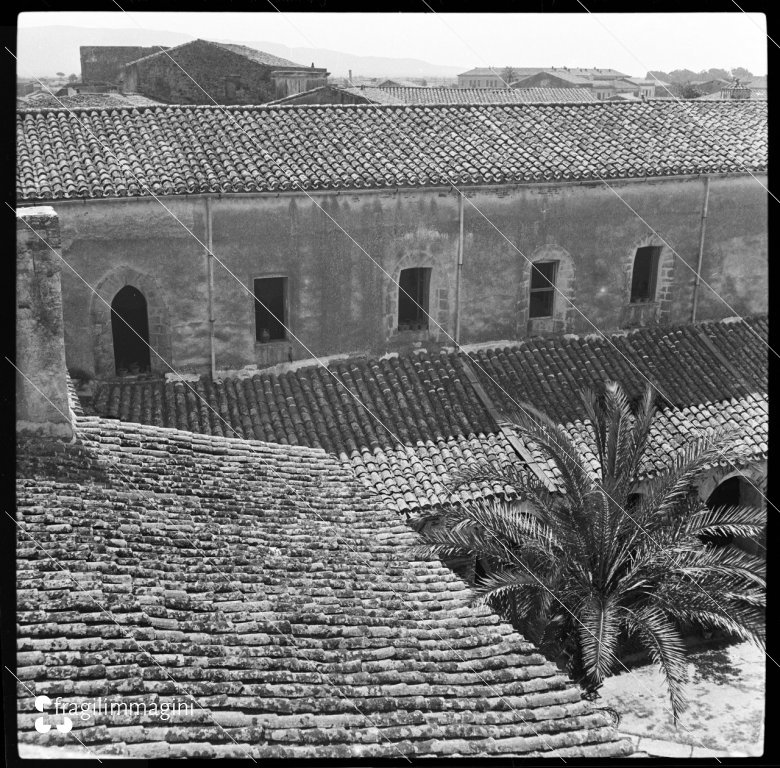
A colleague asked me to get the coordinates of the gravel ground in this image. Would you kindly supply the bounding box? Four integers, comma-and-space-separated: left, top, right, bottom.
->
598, 641, 765, 756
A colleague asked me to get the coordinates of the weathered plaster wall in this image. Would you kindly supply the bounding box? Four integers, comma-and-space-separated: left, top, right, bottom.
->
690, 175, 769, 321
57, 199, 206, 378
124, 41, 280, 104
16, 207, 72, 438
49, 174, 767, 378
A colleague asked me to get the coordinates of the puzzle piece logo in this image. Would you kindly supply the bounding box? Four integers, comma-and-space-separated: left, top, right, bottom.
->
34, 695, 72, 733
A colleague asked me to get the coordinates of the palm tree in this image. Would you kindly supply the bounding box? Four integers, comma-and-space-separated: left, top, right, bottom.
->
415, 382, 765, 720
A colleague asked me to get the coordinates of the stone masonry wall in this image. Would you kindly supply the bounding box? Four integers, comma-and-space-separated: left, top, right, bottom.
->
80, 46, 163, 86
50, 174, 767, 377
124, 40, 278, 104
16, 207, 72, 438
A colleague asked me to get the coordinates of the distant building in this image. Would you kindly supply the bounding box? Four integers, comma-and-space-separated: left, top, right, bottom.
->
458, 66, 628, 89
80, 45, 166, 86
511, 71, 655, 100
375, 78, 418, 88
689, 78, 732, 95
54, 82, 119, 97
266, 84, 599, 106
458, 67, 539, 88
16, 81, 36, 97
122, 39, 329, 104
697, 78, 767, 101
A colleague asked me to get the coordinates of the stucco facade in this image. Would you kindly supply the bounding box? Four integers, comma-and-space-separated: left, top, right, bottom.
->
49, 174, 766, 378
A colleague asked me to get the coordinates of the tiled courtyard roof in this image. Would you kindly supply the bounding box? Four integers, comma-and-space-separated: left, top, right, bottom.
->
16, 99, 767, 201
88, 316, 768, 511
338, 86, 599, 104
16, 417, 630, 758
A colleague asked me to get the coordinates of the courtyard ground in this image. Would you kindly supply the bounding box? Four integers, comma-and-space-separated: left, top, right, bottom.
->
598, 640, 765, 757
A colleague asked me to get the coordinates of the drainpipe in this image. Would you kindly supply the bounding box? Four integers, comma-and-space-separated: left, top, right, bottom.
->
691, 176, 710, 323
205, 197, 216, 379
454, 193, 465, 346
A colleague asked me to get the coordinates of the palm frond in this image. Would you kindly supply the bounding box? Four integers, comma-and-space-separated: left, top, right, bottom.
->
622, 604, 688, 721
577, 594, 622, 685
668, 546, 766, 588
683, 503, 766, 541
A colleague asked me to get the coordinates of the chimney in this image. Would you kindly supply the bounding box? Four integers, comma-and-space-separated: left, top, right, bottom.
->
724, 78, 750, 100
16, 207, 73, 439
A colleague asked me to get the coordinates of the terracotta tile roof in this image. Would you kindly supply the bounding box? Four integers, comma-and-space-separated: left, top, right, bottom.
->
459, 67, 543, 78
16, 92, 166, 110
16, 100, 767, 201
16, 418, 630, 758
512, 70, 593, 86
124, 39, 307, 69
339, 86, 599, 104
88, 316, 768, 511
210, 41, 312, 69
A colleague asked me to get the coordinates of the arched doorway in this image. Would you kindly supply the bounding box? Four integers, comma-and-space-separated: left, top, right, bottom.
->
111, 286, 151, 376
705, 476, 765, 554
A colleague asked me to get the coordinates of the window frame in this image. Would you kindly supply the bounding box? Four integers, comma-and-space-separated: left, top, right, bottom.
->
528, 260, 559, 320
253, 275, 289, 343
629, 245, 662, 304
397, 267, 432, 332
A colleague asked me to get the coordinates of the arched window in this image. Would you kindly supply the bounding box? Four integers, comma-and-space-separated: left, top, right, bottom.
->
111, 286, 151, 376
630, 246, 662, 303
529, 261, 558, 318
398, 267, 431, 331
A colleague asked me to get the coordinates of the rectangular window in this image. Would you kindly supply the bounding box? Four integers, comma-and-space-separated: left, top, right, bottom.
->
225, 76, 241, 101
529, 261, 558, 319
397, 268, 431, 331
254, 277, 286, 342
630, 246, 662, 303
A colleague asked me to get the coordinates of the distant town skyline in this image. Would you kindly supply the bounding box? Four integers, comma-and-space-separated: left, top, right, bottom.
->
17, 12, 768, 78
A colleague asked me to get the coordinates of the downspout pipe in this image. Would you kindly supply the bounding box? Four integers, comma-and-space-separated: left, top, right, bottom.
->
205, 197, 216, 380
454, 193, 465, 346
691, 176, 711, 323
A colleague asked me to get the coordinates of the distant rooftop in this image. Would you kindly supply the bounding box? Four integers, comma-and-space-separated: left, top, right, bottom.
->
125, 39, 324, 71
460, 66, 629, 80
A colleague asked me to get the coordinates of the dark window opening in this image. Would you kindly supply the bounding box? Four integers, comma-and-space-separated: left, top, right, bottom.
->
529, 261, 558, 319
702, 477, 742, 547
111, 286, 151, 376
254, 277, 287, 343
398, 267, 431, 331
630, 246, 662, 303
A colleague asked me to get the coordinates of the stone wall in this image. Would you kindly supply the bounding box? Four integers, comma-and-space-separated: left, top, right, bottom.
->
50, 174, 767, 377
124, 41, 278, 104
80, 46, 163, 86
16, 207, 72, 438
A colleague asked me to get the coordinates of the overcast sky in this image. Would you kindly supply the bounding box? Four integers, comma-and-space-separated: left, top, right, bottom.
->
18, 12, 768, 75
